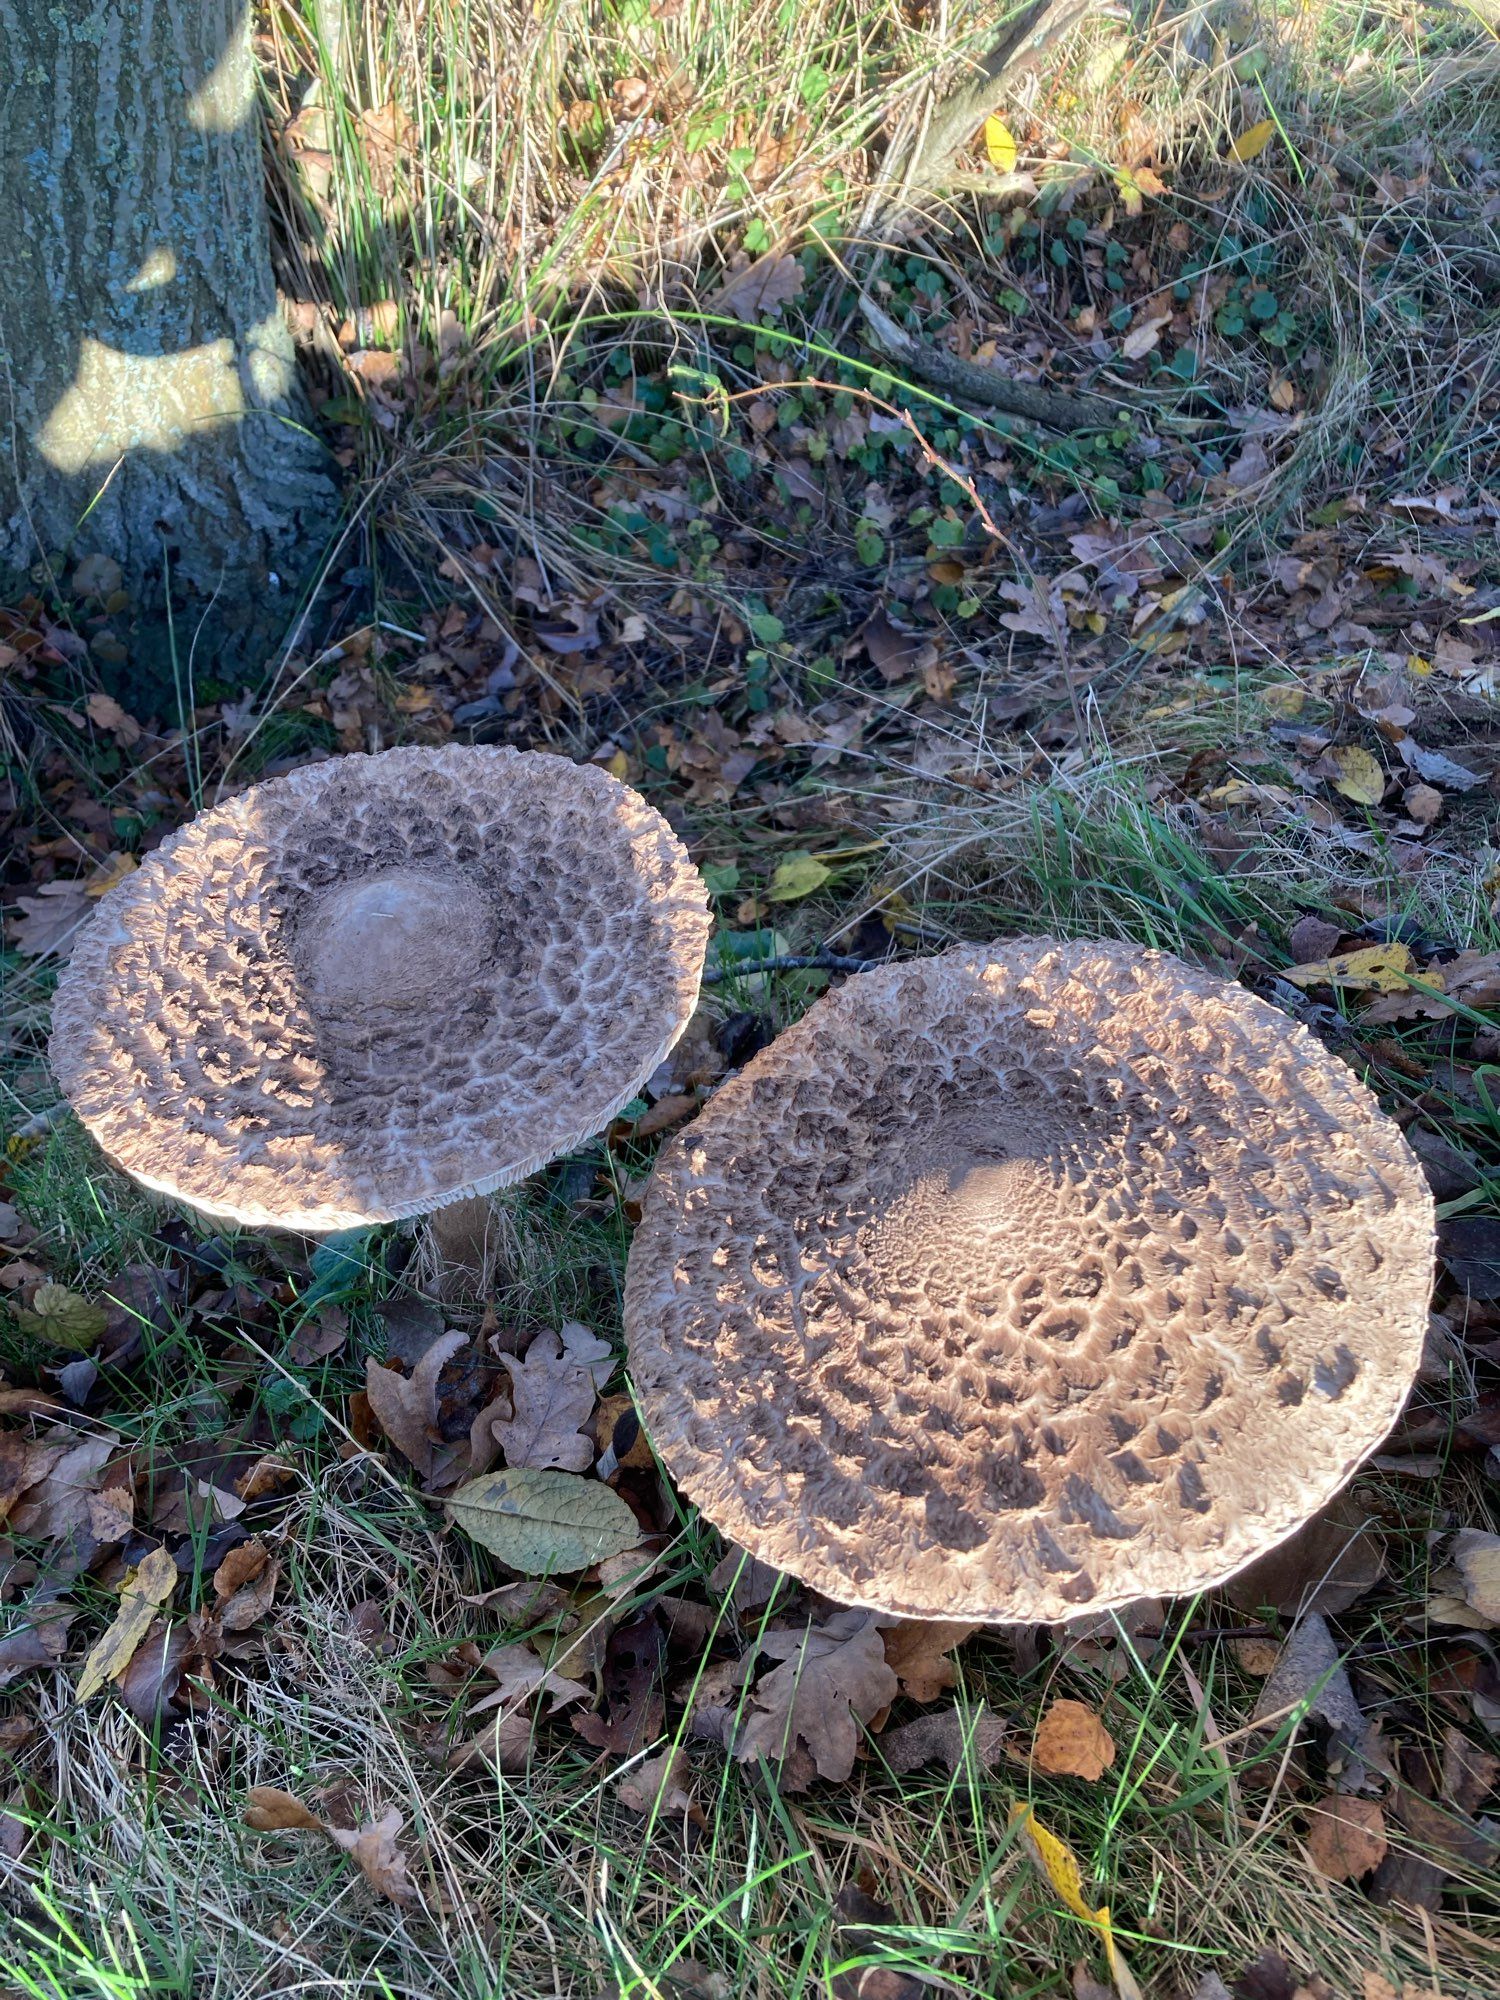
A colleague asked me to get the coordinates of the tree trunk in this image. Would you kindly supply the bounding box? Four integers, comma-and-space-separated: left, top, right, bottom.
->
0, 1, 338, 694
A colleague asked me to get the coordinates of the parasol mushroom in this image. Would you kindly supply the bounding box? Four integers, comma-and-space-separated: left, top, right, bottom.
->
51, 745, 710, 1233
624, 938, 1434, 1622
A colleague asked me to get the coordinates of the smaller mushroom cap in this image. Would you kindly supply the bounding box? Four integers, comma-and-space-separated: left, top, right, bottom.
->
625, 939, 1434, 1622
51, 746, 709, 1230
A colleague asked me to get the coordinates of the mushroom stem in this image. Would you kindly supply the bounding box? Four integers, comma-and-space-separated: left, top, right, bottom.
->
427, 1194, 501, 1301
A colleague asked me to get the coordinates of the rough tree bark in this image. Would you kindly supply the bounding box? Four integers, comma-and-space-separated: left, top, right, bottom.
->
0, 1, 338, 690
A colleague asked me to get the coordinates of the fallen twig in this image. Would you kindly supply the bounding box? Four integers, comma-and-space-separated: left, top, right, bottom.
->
859, 295, 1118, 432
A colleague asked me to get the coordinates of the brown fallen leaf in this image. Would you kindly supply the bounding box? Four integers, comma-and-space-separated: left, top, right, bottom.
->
1305, 1794, 1388, 1881
1438, 1725, 1499, 1814
880, 1619, 978, 1702
9, 1431, 118, 1542
734, 1610, 897, 1785
0, 1604, 75, 1687
707, 251, 805, 322
244, 1785, 323, 1831
1224, 1492, 1385, 1618
491, 1323, 612, 1473
618, 1746, 697, 1818
213, 1539, 279, 1632
1451, 1529, 1500, 1625
244, 1788, 420, 1906
1032, 1699, 1116, 1781
76, 1545, 179, 1701
471, 1638, 591, 1716
364, 1329, 467, 1483
879, 1704, 1007, 1776
84, 690, 143, 746
329, 1809, 420, 1906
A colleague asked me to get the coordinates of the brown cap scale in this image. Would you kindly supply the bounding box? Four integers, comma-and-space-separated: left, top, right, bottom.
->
51, 746, 709, 1232
624, 939, 1434, 1622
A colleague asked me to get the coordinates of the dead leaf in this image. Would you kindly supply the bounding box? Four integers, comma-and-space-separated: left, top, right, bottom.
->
0, 1605, 75, 1687
244, 1790, 420, 1906
491, 1323, 609, 1472
1395, 738, 1485, 791
1251, 1613, 1370, 1763
1452, 1530, 1500, 1625
84, 691, 142, 746
1231, 118, 1277, 162
879, 1704, 1007, 1775
364, 1328, 467, 1482
848, 606, 933, 683
1305, 1794, 1388, 1881
244, 1786, 323, 1831
1011, 1805, 1142, 2000
329, 1809, 420, 1906
735, 1610, 898, 1784
983, 115, 1018, 173
1224, 1492, 1385, 1618
472, 1637, 591, 1715
880, 1620, 978, 1702
1032, 1699, 1116, 1781
707, 252, 805, 322
213, 1539, 279, 1632
1281, 943, 1415, 994
618, 1745, 697, 1818
1404, 784, 1444, 826
76, 1545, 178, 1701
573, 1613, 666, 1757
1324, 743, 1387, 806
9, 1432, 117, 1542
1121, 311, 1170, 362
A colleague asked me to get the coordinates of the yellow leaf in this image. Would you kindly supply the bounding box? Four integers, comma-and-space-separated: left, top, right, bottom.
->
1010, 1805, 1143, 2000
85, 852, 136, 899
983, 116, 1018, 173
1281, 944, 1419, 995
1231, 118, 1277, 163
768, 852, 832, 901
1329, 743, 1386, 805
76, 1545, 178, 1701
1407, 652, 1433, 677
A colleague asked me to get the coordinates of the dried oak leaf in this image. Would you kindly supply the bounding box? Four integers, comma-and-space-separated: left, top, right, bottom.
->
735, 1610, 898, 1785
0, 1605, 74, 1688
492, 1323, 612, 1473
364, 1329, 468, 1484
1032, 1699, 1116, 1781
879, 1619, 977, 1702
707, 251, 805, 322
1452, 1529, 1500, 1625
1304, 1794, 1388, 1881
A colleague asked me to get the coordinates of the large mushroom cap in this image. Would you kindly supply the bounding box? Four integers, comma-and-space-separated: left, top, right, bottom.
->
51, 746, 709, 1231
625, 939, 1434, 1622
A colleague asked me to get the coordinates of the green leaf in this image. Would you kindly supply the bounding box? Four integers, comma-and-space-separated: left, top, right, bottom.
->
701, 862, 740, 895
768, 852, 832, 901
747, 611, 785, 645
799, 64, 830, 107
17, 1283, 110, 1352
1249, 289, 1279, 322
855, 526, 885, 567
446, 1469, 640, 1574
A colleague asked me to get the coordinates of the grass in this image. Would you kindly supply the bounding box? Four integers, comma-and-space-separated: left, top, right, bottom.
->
4, 0, 1500, 1993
